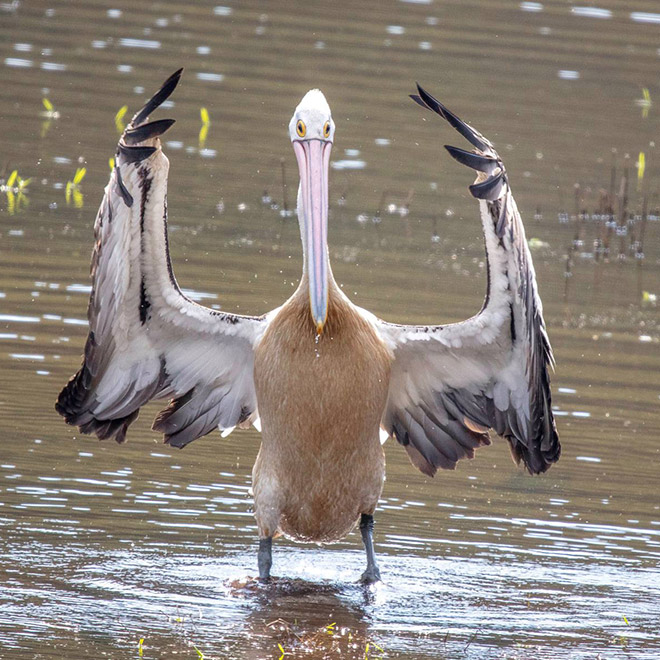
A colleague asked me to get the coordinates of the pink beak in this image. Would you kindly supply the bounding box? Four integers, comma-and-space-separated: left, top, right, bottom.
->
293, 138, 332, 333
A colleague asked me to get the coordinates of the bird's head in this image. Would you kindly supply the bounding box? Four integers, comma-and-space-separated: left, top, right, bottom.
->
289, 89, 335, 335
288, 88, 335, 144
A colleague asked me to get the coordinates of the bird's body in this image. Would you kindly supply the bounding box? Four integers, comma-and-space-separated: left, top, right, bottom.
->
56, 70, 559, 582
253, 276, 390, 542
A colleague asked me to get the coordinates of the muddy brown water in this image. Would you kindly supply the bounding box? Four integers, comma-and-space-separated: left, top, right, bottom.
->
1, 0, 659, 658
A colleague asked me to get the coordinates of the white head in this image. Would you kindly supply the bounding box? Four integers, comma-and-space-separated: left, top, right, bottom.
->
288, 89, 335, 143
289, 89, 335, 334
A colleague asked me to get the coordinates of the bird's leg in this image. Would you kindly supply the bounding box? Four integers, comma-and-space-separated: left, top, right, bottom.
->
359, 513, 381, 584
258, 536, 273, 582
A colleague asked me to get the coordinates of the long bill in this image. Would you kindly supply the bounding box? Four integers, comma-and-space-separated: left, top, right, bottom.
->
293, 139, 332, 334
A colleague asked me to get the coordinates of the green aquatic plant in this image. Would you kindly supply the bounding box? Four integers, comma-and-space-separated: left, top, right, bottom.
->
115, 104, 129, 134
268, 618, 386, 659
40, 97, 60, 137
364, 641, 385, 659
41, 97, 60, 119
642, 291, 657, 306
199, 106, 210, 148
65, 167, 86, 208
637, 151, 645, 191
611, 614, 631, 648
4, 169, 31, 191
2, 169, 31, 214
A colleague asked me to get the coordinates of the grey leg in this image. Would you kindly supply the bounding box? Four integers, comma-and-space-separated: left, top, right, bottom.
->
359, 513, 381, 584
258, 537, 272, 581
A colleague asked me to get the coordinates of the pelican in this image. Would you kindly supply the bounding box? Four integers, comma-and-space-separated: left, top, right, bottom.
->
56, 70, 559, 583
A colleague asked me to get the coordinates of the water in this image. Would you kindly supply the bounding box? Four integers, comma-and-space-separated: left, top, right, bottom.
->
1, 0, 659, 658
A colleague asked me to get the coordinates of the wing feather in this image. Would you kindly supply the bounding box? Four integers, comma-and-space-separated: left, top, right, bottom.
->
378, 88, 559, 477
57, 71, 267, 447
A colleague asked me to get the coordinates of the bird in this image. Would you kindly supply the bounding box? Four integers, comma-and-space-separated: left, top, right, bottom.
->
56, 70, 559, 584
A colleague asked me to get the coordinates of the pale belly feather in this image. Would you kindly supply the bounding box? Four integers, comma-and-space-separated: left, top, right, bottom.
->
252, 291, 391, 543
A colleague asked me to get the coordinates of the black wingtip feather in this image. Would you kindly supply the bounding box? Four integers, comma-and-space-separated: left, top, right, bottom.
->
124, 118, 176, 145
132, 68, 183, 127
445, 145, 498, 174
469, 171, 506, 201
409, 94, 429, 110
117, 144, 158, 164
414, 84, 491, 153
56, 370, 140, 444
79, 410, 139, 443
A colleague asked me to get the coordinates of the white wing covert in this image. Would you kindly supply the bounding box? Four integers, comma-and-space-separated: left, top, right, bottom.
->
379, 86, 559, 477
57, 70, 266, 447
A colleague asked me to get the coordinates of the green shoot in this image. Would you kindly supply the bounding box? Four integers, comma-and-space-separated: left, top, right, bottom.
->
199, 107, 211, 148
637, 152, 645, 189
6, 190, 16, 214
192, 644, 204, 659
367, 641, 385, 659
636, 87, 652, 119
642, 291, 657, 305
137, 638, 144, 657
115, 104, 129, 134
40, 97, 59, 122
2, 170, 30, 214
65, 167, 86, 207
73, 167, 86, 185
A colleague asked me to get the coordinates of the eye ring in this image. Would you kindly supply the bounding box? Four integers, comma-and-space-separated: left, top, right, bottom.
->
296, 120, 306, 138
323, 121, 331, 138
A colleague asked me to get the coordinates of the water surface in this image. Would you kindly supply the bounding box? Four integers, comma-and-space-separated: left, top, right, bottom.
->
1, 0, 659, 658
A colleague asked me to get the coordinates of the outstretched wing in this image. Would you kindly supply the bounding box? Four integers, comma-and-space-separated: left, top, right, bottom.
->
378, 85, 559, 476
56, 69, 268, 448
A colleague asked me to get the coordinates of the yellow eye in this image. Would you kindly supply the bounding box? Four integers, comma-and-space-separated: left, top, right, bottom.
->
296, 120, 306, 138
323, 121, 331, 138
